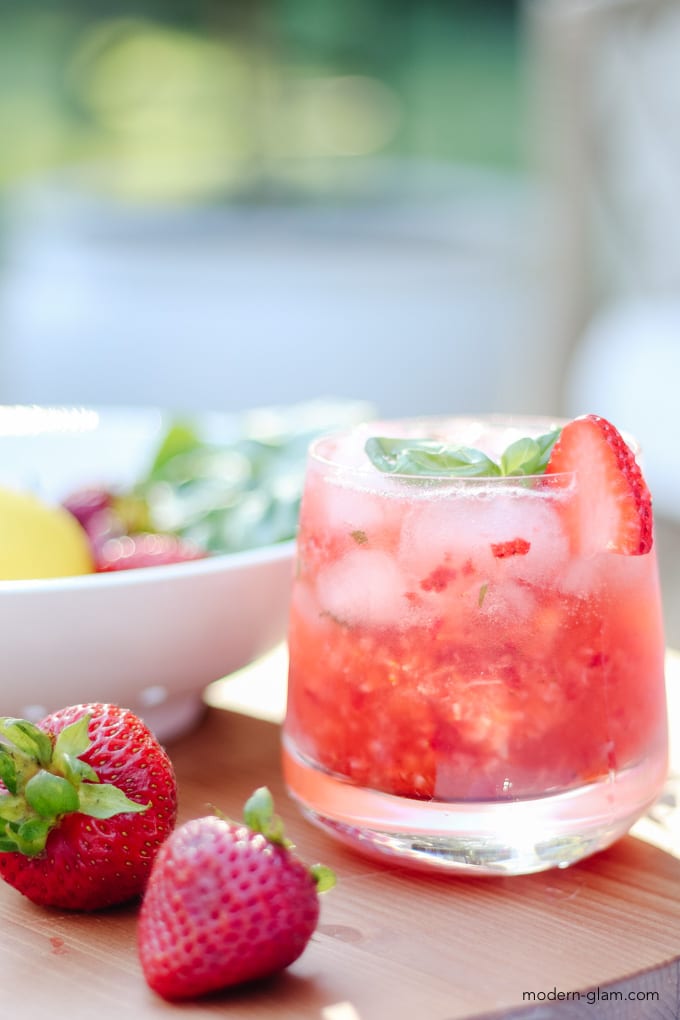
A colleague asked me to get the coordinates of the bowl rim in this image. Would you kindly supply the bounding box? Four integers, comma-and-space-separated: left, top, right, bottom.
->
0, 538, 296, 596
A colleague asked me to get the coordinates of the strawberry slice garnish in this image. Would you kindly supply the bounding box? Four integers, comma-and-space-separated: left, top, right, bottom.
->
544, 414, 653, 555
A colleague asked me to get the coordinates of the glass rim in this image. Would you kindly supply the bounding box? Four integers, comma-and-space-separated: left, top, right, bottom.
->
307, 414, 576, 484
307, 413, 643, 483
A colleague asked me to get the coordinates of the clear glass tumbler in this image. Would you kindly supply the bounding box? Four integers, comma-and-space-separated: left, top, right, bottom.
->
282, 416, 668, 875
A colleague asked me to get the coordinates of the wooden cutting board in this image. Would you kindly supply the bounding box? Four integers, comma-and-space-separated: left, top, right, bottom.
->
0, 656, 678, 1020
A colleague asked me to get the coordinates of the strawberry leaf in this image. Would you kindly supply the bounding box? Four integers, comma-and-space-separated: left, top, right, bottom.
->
52, 714, 101, 785
25, 770, 79, 818
0, 792, 28, 823
59, 754, 100, 786
0, 750, 18, 795
15, 817, 53, 857
77, 782, 148, 819
0, 719, 52, 766
0, 815, 53, 856
53, 715, 91, 761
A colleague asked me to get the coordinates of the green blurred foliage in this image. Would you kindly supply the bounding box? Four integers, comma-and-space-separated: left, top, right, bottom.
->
0, 0, 524, 202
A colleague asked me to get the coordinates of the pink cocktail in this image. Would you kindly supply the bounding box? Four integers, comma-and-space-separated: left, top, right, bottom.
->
282, 415, 668, 874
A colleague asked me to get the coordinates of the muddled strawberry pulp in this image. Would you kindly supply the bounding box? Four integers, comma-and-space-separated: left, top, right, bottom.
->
284, 422, 667, 804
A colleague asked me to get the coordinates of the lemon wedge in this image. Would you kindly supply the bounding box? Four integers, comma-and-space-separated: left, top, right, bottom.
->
0, 485, 94, 580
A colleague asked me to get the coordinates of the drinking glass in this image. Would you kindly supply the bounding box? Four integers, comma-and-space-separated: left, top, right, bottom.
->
282, 416, 668, 874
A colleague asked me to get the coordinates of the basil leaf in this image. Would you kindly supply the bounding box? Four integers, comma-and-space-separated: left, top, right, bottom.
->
500, 437, 540, 476
365, 428, 562, 479
533, 429, 562, 471
502, 429, 561, 476
364, 437, 501, 478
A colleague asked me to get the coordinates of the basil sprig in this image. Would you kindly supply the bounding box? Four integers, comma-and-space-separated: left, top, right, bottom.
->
365, 429, 561, 479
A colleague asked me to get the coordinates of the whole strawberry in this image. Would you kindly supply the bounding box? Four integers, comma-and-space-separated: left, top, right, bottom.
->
138, 787, 335, 1001
0, 703, 178, 910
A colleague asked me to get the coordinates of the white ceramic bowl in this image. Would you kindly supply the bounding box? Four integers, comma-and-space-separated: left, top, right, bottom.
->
0, 402, 367, 741
0, 542, 294, 742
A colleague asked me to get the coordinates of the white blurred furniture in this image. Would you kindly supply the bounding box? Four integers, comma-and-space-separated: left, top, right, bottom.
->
528, 0, 680, 521
565, 298, 680, 522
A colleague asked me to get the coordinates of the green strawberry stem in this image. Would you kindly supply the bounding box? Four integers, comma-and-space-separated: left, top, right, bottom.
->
244, 787, 291, 847
242, 787, 336, 892
309, 863, 336, 892
0, 714, 148, 857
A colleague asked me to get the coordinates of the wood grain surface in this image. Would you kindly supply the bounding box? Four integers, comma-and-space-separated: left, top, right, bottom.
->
1, 662, 679, 1019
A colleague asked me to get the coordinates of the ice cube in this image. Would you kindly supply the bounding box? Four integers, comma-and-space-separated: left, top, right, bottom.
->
316, 479, 388, 541
492, 492, 570, 584
400, 487, 569, 581
479, 578, 536, 624
316, 549, 409, 627
398, 489, 500, 583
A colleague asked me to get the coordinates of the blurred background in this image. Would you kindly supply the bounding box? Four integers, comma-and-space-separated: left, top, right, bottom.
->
0, 0, 678, 640
0, 0, 548, 417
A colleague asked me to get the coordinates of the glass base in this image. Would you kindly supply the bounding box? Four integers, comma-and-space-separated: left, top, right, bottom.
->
282, 738, 667, 875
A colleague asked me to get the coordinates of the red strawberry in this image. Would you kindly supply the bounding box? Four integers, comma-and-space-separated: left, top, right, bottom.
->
95, 532, 206, 572
491, 538, 531, 559
544, 414, 653, 555
0, 703, 178, 910
138, 788, 335, 1001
